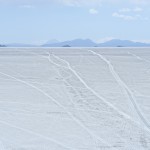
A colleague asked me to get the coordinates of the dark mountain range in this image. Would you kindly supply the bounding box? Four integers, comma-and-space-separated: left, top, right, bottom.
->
42, 39, 97, 47
2, 39, 150, 47
98, 39, 150, 47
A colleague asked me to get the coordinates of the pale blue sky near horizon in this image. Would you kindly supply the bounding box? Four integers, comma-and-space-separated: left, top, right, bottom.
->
0, 0, 150, 45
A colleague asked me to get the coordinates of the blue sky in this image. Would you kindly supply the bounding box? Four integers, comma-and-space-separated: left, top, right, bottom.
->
0, 0, 150, 44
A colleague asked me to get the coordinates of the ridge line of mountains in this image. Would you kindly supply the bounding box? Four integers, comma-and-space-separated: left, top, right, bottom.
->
1, 39, 150, 47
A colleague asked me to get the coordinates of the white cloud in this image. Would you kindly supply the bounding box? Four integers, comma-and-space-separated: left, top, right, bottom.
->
133, 7, 143, 12
55, 0, 102, 7
0, 0, 150, 7
130, 0, 150, 5
20, 5, 34, 8
89, 8, 99, 14
0, 0, 103, 7
119, 8, 131, 13
59, 0, 150, 7
113, 6, 147, 21
136, 15, 149, 20
112, 12, 148, 21
112, 12, 137, 21
143, 17, 149, 20
119, 7, 143, 13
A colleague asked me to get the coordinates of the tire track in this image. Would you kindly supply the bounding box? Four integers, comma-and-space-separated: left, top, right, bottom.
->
0, 141, 5, 150
26, 50, 150, 133
128, 52, 150, 63
49, 53, 139, 123
0, 120, 73, 150
0, 71, 114, 149
90, 50, 150, 130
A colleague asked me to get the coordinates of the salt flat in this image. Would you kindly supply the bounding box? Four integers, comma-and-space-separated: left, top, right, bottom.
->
0, 48, 150, 150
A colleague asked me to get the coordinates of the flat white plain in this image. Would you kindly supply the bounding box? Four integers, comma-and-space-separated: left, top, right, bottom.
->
0, 48, 150, 150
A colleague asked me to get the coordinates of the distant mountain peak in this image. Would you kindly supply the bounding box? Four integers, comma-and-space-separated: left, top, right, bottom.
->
42, 38, 97, 47
98, 39, 150, 47
3, 38, 150, 47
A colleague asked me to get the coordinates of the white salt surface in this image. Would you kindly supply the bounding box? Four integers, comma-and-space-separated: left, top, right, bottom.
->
0, 48, 150, 150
